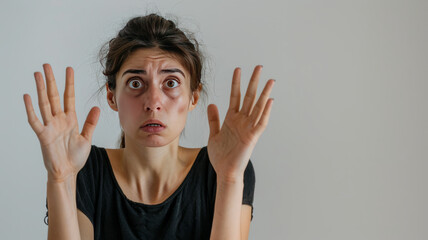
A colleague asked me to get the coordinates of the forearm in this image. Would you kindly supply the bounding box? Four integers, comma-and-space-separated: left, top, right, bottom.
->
46, 174, 81, 240
210, 175, 244, 240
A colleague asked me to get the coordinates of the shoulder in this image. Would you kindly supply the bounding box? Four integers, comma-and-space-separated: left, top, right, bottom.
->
182, 146, 255, 178
178, 146, 206, 167
176, 146, 215, 182
244, 160, 255, 179
243, 160, 255, 189
179, 146, 204, 158
87, 145, 108, 162
103, 147, 123, 171
78, 145, 111, 180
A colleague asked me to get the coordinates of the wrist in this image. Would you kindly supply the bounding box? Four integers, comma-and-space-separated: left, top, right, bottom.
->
46, 173, 78, 206
216, 173, 244, 185
47, 172, 77, 185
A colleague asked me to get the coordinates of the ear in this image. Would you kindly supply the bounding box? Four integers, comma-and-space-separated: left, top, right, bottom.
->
106, 83, 118, 112
188, 84, 201, 112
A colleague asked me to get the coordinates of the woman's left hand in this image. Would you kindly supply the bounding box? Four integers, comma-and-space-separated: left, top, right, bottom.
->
207, 65, 275, 182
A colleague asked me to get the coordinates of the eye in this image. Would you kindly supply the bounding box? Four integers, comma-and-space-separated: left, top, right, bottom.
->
128, 79, 143, 89
164, 79, 180, 88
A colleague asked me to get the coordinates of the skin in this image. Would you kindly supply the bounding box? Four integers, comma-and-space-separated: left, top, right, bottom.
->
23, 64, 98, 240
207, 65, 275, 239
104, 48, 202, 204
23, 47, 274, 239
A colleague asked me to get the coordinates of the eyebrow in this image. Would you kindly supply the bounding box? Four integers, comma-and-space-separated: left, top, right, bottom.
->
122, 68, 186, 78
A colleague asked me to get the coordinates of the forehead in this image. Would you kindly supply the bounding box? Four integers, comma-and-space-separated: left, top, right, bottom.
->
118, 48, 187, 75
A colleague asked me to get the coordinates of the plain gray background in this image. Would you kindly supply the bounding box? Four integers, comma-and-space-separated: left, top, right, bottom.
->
1, 0, 427, 239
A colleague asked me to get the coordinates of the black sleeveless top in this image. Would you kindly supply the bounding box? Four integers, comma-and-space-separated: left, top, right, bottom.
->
46, 145, 255, 240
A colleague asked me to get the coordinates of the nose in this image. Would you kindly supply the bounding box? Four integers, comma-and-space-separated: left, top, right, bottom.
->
143, 84, 162, 112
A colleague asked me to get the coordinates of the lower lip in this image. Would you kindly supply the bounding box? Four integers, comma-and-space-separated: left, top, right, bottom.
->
141, 125, 165, 133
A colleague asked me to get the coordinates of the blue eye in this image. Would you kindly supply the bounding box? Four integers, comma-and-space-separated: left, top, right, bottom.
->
165, 79, 179, 88
128, 79, 143, 89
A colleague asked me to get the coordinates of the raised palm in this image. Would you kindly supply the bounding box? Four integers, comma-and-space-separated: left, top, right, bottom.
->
207, 65, 275, 181
23, 64, 100, 182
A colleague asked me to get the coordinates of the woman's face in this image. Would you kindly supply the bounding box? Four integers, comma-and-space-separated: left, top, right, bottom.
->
107, 48, 199, 147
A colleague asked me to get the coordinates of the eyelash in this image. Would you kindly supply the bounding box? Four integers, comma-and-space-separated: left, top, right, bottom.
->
126, 78, 181, 89
128, 78, 143, 89
164, 79, 180, 88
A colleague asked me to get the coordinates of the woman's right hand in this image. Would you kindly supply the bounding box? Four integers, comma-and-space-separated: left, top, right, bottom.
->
23, 64, 100, 182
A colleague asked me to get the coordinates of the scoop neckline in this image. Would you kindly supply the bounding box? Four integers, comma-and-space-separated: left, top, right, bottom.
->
100, 146, 206, 208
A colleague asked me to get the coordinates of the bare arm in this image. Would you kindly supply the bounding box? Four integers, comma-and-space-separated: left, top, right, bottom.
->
210, 177, 245, 239
23, 64, 99, 240
77, 210, 94, 240
207, 66, 274, 239
240, 205, 252, 240
47, 176, 95, 240
47, 175, 81, 240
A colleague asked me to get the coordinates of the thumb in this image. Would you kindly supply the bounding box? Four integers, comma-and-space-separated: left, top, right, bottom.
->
207, 104, 220, 138
81, 106, 100, 141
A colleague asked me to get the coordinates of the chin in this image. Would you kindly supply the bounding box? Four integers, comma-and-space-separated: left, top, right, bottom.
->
144, 142, 167, 148
138, 135, 177, 148
127, 127, 182, 148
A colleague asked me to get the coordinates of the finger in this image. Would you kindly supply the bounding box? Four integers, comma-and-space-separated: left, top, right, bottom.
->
228, 67, 241, 112
207, 104, 221, 138
81, 107, 100, 141
23, 94, 44, 134
34, 71, 53, 124
254, 98, 274, 134
43, 64, 62, 115
250, 79, 275, 125
64, 67, 75, 113
241, 65, 263, 115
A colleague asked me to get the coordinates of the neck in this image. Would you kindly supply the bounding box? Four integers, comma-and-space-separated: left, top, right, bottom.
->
118, 137, 188, 203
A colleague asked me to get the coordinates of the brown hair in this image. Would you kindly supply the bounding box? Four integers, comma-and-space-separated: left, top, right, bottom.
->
99, 14, 204, 148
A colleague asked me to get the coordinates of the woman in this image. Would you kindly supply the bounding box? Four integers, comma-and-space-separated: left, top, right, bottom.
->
23, 14, 274, 239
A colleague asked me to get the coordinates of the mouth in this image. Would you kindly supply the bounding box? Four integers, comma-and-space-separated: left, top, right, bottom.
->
141, 119, 165, 128
140, 119, 166, 133
144, 123, 163, 127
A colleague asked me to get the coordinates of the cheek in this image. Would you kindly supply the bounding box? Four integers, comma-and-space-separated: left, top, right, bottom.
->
177, 102, 189, 115
165, 89, 191, 113
170, 94, 191, 114
117, 95, 139, 119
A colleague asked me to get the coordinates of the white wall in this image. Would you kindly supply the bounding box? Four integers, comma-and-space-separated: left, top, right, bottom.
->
1, 0, 427, 239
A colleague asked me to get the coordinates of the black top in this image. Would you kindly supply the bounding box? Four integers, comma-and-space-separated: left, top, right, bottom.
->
46, 145, 255, 240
